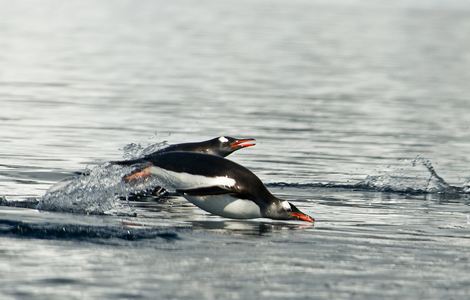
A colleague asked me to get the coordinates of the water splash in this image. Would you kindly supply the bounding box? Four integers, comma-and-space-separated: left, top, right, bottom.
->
37, 138, 172, 215
121, 140, 168, 160
38, 164, 126, 214
360, 156, 463, 194
38, 163, 163, 215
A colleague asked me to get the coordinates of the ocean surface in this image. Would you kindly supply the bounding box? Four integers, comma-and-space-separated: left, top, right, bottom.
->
1, 0, 470, 299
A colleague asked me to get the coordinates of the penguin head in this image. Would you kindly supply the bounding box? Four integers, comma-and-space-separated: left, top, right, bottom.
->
286, 202, 315, 222
269, 200, 314, 223
209, 136, 256, 157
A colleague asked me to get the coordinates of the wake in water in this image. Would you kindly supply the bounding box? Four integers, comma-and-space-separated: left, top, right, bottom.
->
0, 218, 182, 241
269, 156, 470, 195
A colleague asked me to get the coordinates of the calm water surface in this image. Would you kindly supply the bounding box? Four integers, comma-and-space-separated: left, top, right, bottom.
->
1, 0, 470, 299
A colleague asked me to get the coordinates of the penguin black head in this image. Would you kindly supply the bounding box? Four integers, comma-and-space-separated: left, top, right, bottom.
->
208, 136, 256, 157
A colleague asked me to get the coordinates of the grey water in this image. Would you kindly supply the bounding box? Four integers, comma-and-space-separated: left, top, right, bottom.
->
1, 0, 470, 299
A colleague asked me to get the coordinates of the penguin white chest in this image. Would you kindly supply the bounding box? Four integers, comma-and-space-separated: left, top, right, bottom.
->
184, 195, 262, 219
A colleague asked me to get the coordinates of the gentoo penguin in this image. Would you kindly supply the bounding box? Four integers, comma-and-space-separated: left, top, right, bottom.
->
116, 152, 314, 222
117, 136, 256, 182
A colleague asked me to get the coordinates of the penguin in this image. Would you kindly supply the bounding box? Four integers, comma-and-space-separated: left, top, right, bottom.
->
116, 136, 255, 183
116, 152, 314, 222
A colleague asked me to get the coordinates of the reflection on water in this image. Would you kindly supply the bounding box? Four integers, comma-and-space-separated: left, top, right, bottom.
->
190, 219, 314, 236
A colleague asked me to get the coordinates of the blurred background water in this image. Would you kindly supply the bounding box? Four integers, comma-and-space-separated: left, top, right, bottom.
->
1, 0, 470, 299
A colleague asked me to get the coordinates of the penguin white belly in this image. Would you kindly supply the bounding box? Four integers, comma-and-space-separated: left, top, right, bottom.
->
184, 195, 262, 219
149, 166, 235, 190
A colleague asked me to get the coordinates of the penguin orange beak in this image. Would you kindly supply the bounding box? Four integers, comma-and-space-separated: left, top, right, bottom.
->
291, 212, 315, 223
230, 138, 256, 150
